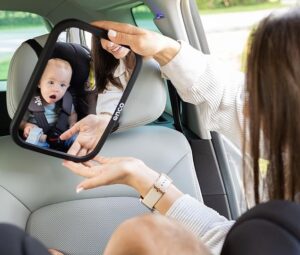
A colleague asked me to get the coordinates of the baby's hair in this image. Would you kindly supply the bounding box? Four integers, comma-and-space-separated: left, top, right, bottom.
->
47, 58, 72, 74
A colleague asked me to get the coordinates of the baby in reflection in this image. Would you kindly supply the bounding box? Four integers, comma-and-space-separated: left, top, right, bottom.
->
21, 58, 77, 151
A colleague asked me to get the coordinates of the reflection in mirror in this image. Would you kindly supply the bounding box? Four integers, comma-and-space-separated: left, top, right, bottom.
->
92, 33, 136, 118
18, 28, 136, 156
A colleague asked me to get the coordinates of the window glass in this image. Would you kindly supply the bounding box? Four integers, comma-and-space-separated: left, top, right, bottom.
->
197, 0, 295, 71
195, 1, 298, 211
0, 11, 48, 90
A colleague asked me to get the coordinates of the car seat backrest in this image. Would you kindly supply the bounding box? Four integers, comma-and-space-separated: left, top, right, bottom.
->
1, 33, 202, 255
221, 200, 300, 255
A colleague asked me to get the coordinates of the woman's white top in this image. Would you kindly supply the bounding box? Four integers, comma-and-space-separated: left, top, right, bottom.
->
161, 41, 246, 255
96, 58, 128, 115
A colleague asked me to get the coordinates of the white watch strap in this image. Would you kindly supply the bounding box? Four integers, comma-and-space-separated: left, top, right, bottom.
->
141, 173, 172, 210
141, 187, 164, 209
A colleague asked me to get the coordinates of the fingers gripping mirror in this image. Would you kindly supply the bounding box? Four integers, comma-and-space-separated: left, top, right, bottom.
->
10, 19, 142, 162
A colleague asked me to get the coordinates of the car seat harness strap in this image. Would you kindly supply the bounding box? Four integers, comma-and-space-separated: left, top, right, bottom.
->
28, 91, 72, 134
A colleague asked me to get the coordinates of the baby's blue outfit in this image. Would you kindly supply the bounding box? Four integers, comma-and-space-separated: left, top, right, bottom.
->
26, 103, 76, 148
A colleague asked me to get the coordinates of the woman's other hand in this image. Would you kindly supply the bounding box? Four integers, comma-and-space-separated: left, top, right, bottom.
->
48, 249, 64, 255
60, 114, 111, 156
63, 156, 158, 195
63, 156, 183, 214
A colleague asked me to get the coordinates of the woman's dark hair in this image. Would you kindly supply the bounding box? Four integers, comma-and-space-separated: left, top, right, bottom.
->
91, 35, 123, 93
245, 8, 300, 203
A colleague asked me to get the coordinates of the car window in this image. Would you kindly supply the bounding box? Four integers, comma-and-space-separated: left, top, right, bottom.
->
0, 11, 48, 91
198, 1, 295, 72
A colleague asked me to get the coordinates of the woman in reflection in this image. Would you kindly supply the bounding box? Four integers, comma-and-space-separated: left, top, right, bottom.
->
91, 35, 136, 117
58, 37, 136, 156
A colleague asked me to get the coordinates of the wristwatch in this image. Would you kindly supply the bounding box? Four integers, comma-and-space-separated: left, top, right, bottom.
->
140, 173, 172, 210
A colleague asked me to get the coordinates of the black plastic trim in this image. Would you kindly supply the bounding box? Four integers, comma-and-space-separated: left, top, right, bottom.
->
190, 138, 232, 219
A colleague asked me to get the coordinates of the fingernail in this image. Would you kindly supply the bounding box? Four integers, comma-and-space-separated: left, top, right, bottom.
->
76, 187, 84, 193
108, 29, 117, 37
108, 41, 114, 47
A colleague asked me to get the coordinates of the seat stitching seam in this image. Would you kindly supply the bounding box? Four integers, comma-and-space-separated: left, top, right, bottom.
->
0, 184, 32, 212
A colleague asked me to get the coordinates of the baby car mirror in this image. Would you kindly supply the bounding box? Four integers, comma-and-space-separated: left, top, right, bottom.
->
10, 19, 142, 162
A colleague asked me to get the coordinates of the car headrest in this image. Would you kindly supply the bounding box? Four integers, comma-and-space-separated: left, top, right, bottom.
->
221, 200, 300, 255
7, 34, 166, 131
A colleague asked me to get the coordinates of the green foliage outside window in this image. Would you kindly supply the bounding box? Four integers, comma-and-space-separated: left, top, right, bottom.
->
0, 11, 44, 27
196, 0, 276, 9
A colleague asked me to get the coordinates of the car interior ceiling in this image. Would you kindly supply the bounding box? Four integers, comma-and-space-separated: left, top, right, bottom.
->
0, 0, 142, 23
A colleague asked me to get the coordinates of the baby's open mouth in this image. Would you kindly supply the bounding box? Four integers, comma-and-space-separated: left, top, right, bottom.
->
49, 95, 57, 100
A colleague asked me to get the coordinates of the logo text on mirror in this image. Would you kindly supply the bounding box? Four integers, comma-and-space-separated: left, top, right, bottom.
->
113, 103, 125, 121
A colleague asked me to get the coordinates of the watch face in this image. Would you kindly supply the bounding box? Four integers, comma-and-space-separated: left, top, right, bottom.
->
155, 173, 172, 193
141, 174, 172, 210
141, 186, 163, 210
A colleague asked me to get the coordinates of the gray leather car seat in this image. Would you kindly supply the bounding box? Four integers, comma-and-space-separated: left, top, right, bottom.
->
0, 34, 202, 255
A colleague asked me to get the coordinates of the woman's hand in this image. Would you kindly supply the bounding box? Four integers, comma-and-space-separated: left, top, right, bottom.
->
91, 21, 181, 66
63, 156, 183, 214
63, 156, 159, 196
48, 249, 64, 255
60, 114, 111, 156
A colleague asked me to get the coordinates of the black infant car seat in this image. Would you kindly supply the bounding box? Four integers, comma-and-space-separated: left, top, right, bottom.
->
26, 39, 98, 120
25, 40, 98, 150
221, 200, 300, 255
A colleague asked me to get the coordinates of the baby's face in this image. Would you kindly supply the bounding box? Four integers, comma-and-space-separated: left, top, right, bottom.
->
39, 59, 72, 104
101, 39, 130, 59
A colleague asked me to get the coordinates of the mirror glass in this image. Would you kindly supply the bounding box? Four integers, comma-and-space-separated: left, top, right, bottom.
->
11, 20, 141, 162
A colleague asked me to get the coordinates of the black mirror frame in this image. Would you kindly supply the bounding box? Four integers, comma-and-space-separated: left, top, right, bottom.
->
10, 19, 142, 162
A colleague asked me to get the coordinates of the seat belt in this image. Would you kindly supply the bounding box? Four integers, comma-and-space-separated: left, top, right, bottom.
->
28, 91, 73, 135
54, 91, 73, 133
28, 95, 50, 133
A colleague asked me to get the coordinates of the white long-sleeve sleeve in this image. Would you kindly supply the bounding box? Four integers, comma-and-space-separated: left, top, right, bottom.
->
161, 41, 245, 148
96, 88, 123, 115
160, 42, 247, 254
166, 194, 235, 255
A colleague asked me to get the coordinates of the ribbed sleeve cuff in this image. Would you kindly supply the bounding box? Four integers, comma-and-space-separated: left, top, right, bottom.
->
166, 194, 235, 255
